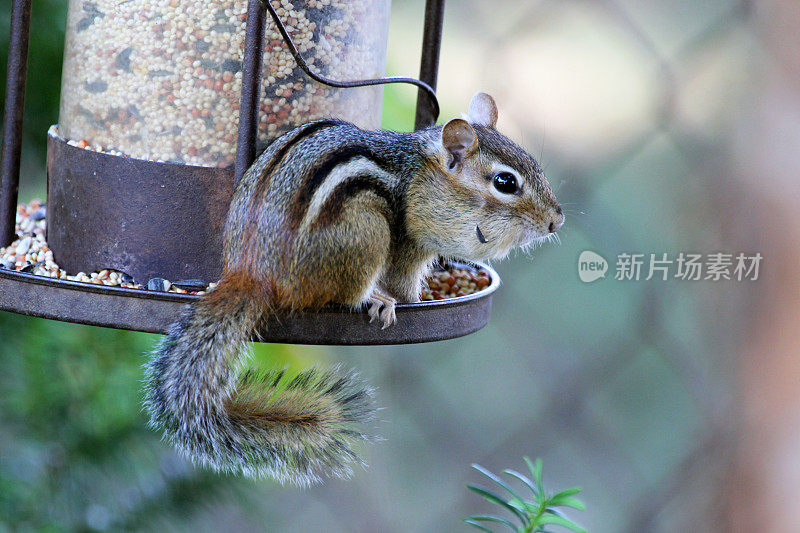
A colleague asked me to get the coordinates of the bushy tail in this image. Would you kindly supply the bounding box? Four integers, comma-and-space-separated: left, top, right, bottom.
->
143, 272, 376, 486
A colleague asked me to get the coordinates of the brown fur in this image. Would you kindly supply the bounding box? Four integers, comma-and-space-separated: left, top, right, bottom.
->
144, 92, 563, 485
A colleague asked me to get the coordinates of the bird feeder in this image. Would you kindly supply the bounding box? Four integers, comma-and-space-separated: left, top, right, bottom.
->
0, 0, 500, 345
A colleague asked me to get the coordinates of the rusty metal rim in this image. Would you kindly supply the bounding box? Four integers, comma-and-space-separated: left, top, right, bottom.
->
0, 261, 499, 308
0, 261, 500, 344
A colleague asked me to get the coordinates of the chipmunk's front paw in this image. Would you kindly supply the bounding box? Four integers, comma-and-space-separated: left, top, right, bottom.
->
367, 290, 397, 329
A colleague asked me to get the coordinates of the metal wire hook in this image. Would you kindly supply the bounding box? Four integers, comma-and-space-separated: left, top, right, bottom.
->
260, 0, 441, 124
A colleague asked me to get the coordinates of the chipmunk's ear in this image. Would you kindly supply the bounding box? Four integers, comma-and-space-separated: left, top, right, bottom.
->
467, 92, 498, 128
442, 118, 478, 167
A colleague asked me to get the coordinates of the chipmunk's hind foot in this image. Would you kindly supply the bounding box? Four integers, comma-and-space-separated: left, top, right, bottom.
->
367, 289, 397, 329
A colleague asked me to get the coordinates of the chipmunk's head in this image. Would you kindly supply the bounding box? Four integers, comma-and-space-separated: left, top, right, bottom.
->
412, 92, 564, 261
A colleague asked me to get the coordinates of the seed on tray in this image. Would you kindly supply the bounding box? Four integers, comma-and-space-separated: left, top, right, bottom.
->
172, 279, 209, 291
16, 236, 32, 256
2, 200, 492, 300
147, 278, 171, 292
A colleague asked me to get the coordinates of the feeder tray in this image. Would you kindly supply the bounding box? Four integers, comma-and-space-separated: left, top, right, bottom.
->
0, 0, 504, 345
0, 261, 499, 345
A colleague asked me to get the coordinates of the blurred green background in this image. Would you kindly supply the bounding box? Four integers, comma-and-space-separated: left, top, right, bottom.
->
3, 1, 797, 531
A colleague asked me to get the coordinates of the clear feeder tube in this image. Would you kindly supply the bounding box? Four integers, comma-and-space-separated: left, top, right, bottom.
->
58, 0, 391, 168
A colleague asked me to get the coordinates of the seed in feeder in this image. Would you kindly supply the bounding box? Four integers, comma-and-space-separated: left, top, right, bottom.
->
57, 0, 389, 167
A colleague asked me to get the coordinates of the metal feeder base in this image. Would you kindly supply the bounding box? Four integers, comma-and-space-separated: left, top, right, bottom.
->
0, 262, 499, 345
46, 132, 233, 284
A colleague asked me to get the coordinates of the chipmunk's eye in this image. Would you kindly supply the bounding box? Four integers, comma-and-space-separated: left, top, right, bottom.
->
492, 172, 519, 194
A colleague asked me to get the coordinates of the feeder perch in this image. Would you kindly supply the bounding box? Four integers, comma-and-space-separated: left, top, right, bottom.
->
0, 0, 502, 345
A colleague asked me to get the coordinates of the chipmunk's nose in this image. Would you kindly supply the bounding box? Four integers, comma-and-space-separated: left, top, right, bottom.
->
548, 206, 564, 233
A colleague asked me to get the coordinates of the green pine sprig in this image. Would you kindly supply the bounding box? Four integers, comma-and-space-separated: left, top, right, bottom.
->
463, 457, 586, 533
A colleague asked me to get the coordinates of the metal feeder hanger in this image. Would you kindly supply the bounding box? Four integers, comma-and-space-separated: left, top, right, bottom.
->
0, 0, 501, 345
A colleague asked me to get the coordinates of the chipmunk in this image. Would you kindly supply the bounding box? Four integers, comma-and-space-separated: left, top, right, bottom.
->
144, 92, 564, 485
